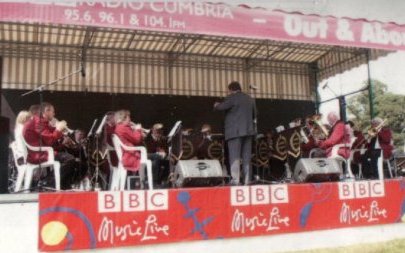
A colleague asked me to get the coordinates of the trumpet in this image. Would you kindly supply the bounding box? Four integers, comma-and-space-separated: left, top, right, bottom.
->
50, 118, 74, 135
129, 121, 150, 134
367, 119, 387, 138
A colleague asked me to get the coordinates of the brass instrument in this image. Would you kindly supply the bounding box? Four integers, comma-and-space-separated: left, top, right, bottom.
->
303, 114, 329, 141
129, 121, 150, 134
367, 119, 387, 138
50, 118, 74, 135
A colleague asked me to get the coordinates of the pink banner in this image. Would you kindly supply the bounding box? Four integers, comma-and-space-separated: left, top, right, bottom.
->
39, 179, 405, 251
1, 2, 405, 51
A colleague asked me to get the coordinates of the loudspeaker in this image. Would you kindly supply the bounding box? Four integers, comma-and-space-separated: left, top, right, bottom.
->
174, 160, 223, 187
293, 158, 342, 183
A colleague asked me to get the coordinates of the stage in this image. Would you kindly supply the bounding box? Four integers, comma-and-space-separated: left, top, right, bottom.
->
29, 178, 405, 251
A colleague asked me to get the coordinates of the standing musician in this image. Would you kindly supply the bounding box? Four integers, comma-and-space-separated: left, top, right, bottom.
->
23, 102, 76, 190
145, 123, 169, 188
368, 117, 394, 160
317, 111, 351, 159
113, 110, 144, 173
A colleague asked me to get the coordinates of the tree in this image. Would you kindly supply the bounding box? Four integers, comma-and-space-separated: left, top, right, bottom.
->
347, 79, 405, 151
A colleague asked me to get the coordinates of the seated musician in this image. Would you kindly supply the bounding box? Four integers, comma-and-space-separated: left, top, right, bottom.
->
23, 102, 76, 190
300, 117, 317, 158
368, 117, 394, 160
317, 111, 351, 159
62, 129, 89, 188
145, 123, 169, 187
113, 110, 144, 174
347, 120, 366, 166
195, 124, 212, 159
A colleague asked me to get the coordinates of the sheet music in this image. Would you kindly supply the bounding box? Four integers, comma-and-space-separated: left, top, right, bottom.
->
96, 115, 108, 136
167, 121, 182, 142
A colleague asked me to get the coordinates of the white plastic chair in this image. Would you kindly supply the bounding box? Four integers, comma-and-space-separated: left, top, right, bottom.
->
348, 148, 367, 179
22, 137, 61, 191
111, 134, 153, 191
330, 137, 357, 179
9, 141, 27, 192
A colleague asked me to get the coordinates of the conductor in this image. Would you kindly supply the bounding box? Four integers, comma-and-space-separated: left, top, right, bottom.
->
214, 81, 257, 185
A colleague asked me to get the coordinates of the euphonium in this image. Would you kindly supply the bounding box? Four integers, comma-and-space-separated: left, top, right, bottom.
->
310, 114, 329, 139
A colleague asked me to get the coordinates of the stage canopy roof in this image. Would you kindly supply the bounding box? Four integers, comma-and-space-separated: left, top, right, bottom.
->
0, 2, 401, 83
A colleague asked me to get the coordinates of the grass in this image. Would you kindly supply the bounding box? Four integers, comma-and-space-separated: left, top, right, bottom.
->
289, 238, 405, 253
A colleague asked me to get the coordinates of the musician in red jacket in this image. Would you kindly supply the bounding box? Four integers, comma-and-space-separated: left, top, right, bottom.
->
369, 117, 394, 160
113, 110, 144, 172
23, 102, 76, 189
317, 111, 351, 159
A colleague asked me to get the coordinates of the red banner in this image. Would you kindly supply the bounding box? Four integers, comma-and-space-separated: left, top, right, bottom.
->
1, 2, 405, 51
39, 179, 405, 251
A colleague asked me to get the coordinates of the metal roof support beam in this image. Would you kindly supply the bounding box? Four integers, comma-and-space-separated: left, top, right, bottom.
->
169, 35, 201, 62
366, 49, 374, 119
80, 26, 96, 61
126, 30, 138, 50
245, 43, 292, 70
207, 37, 226, 56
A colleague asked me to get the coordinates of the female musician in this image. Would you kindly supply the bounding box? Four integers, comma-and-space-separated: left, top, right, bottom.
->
113, 110, 144, 172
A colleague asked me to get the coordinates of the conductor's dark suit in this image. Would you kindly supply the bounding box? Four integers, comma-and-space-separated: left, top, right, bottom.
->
215, 91, 257, 185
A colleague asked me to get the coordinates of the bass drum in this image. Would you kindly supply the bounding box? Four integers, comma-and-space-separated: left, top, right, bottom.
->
207, 140, 224, 160
181, 138, 195, 160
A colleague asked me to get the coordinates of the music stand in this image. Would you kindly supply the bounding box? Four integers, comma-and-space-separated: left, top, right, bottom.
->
20, 67, 82, 192
89, 115, 108, 191
167, 121, 182, 185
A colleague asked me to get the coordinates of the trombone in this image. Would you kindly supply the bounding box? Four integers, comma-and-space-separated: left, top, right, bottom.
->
367, 119, 387, 138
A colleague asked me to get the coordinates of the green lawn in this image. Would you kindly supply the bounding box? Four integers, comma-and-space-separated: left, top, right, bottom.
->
290, 239, 405, 253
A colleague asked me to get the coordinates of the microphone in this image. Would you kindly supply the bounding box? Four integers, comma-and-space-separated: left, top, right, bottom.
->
321, 82, 328, 90
249, 84, 258, 90
80, 61, 86, 77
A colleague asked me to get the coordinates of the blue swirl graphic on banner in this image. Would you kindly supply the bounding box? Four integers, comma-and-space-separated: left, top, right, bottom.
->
300, 202, 313, 228
177, 191, 214, 239
299, 183, 333, 228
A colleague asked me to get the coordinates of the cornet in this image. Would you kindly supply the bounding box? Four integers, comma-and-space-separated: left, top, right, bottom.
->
129, 121, 150, 134
50, 118, 74, 134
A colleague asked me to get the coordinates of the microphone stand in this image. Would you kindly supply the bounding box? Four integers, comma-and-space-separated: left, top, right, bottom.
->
21, 67, 81, 192
249, 84, 261, 185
